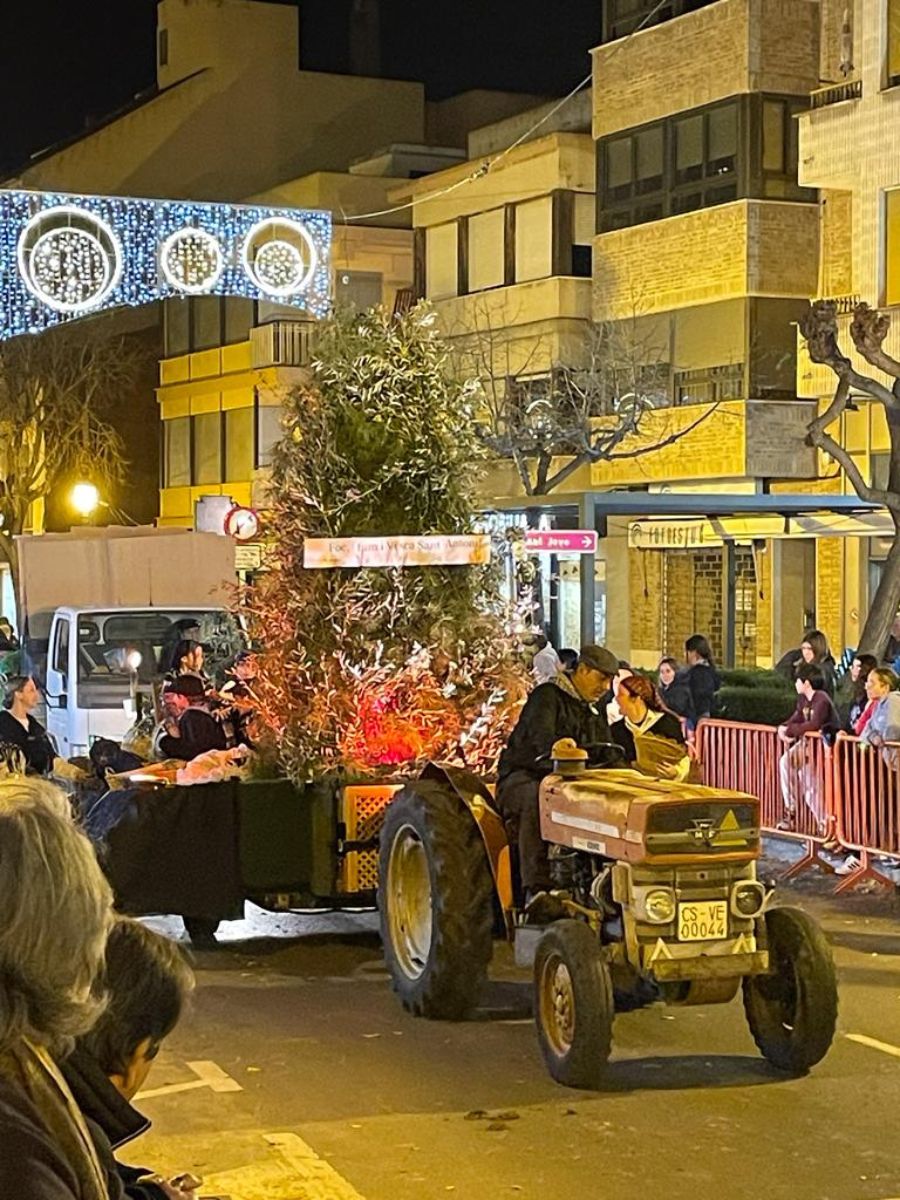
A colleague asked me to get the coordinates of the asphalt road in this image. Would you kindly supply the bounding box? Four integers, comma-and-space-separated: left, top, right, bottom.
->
132, 859, 900, 1200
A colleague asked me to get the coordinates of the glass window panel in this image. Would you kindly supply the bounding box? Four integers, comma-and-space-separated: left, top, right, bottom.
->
886, 190, 900, 305
890, 0, 900, 82
192, 296, 222, 350
573, 192, 595, 244
762, 101, 785, 173
635, 127, 663, 192
675, 114, 703, 181
468, 209, 505, 292
708, 104, 737, 174
224, 297, 254, 344
257, 404, 283, 468
515, 197, 553, 281
606, 138, 632, 193
192, 412, 222, 485
335, 270, 383, 311
425, 223, 458, 300
225, 407, 255, 482
164, 416, 191, 488
164, 298, 190, 357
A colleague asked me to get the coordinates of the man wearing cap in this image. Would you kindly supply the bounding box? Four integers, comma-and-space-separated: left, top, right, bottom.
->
157, 675, 228, 761
497, 645, 620, 902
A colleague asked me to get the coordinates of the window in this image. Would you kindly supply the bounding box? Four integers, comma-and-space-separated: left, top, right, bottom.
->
599, 95, 810, 232
192, 412, 222, 485
514, 197, 553, 282
468, 209, 505, 292
225, 407, 255, 482
674, 363, 745, 405
257, 404, 283, 468
158, 27, 168, 67
335, 270, 383, 311
53, 620, 69, 681
192, 297, 222, 350
224, 297, 255, 344
164, 417, 191, 488
164, 298, 190, 357
890, 0, 900, 85
425, 223, 458, 300
886, 190, 900, 306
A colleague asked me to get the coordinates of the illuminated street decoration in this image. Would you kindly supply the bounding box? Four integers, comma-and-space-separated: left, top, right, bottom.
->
0, 188, 331, 339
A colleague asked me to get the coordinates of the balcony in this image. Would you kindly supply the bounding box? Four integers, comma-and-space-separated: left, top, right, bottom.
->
250, 320, 316, 369
810, 79, 862, 110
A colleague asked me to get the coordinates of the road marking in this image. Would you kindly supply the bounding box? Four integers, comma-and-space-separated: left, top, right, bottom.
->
136, 1059, 242, 1100
845, 1033, 900, 1059
201, 1132, 367, 1200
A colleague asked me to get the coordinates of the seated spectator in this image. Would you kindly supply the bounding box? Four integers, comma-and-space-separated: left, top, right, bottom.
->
615, 673, 695, 781
0, 778, 114, 1200
837, 653, 878, 733
157, 677, 227, 762
859, 667, 900, 760
657, 657, 696, 727
62, 917, 196, 1200
166, 640, 210, 688
780, 630, 837, 697
777, 664, 840, 826
0, 675, 56, 776
557, 648, 578, 677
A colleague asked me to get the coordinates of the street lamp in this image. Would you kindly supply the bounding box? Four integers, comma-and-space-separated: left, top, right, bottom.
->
71, 482, 100, 518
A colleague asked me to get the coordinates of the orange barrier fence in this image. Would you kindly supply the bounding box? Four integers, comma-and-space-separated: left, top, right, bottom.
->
695, 719, 898, 892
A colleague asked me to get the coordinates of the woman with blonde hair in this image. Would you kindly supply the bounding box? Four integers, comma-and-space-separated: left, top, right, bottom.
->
0, 778, 114, 1199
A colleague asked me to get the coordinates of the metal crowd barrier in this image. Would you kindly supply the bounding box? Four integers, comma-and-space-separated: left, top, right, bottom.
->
695, 719, 897, 892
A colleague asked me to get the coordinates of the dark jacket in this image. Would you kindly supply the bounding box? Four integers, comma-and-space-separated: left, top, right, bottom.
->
658, 679, 695, 725
498, 678, 611, 780
0, 710, 55, 775
684, 662, 721, 722
158, 706, 227, 761
61, 1049, 167, 1200
0, 1044, 108, 1200
783, 689, 840, 740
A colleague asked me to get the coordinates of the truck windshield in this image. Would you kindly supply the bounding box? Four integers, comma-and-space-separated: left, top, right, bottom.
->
76, 609, 242, 710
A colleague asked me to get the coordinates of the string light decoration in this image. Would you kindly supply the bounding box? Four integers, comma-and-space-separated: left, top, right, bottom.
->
0, 188, 331, 340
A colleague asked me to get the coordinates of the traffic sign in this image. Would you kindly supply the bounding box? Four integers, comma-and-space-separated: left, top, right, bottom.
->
524, 529, 598, 554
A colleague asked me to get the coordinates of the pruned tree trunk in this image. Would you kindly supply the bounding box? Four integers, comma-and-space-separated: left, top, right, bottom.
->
861, 518, 900, 655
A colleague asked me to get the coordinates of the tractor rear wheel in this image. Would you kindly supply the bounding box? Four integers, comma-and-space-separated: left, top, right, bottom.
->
379, 779, 494, 1020
534, 919, 614, 1089
743, 906, 838, 1074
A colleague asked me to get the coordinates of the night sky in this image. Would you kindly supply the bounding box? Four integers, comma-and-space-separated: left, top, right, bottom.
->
0, 0, 601, 174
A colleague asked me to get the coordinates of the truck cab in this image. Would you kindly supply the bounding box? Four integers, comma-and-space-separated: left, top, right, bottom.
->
43, 605, 240, 758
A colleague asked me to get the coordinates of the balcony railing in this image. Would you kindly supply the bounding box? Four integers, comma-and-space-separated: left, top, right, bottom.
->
815, 293, 861, 315
250, 319, 316, 368
810, 78, 862, 110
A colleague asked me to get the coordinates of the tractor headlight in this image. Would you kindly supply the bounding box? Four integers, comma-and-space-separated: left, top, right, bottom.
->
643, 888, 677, 924
731, 880, 766, 918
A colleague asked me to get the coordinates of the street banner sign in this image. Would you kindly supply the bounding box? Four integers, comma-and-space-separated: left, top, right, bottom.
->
524, 530, 598, 554
304, 533, 490, 569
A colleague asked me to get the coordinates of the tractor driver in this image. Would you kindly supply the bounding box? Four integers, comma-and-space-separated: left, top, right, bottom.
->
497, 644, 620, 906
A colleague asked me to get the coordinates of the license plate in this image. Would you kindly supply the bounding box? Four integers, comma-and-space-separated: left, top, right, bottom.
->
677, 900, 728, 942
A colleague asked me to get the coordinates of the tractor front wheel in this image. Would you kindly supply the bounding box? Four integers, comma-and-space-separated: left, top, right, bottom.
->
534, 919, 614, 1090
743, 906, 838, 1074
379, 779, 494, 1020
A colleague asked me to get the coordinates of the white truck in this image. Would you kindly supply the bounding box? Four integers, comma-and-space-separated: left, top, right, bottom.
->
16, 527, 241, 758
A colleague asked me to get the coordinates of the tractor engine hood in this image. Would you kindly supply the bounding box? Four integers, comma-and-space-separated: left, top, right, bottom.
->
539, 768, 760, 865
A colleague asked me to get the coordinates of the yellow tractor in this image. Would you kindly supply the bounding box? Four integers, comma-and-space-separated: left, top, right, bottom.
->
378, 745, 838, 1089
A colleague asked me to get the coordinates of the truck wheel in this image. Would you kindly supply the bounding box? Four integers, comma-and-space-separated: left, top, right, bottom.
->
534, 920, 613, 1090
379, 779, 494, 1020
183, 916, 220, 948
743, 906, 838, 1074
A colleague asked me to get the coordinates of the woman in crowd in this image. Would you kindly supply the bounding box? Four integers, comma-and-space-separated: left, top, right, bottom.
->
0, 778, 114, 1199
0, 675, 56, 775
167, 640, 207, 684
859, 667, 900, 753
615, 673, 695, 781
789, 630, 837, 697
839, 652, 878, 733
683, 634, 721, 722
657, 657, 695, 726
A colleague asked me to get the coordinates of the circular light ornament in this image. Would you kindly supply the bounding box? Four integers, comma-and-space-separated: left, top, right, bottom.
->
241, 217, 317, 298
160, 227, 224, 295
17, 205, 123, 314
